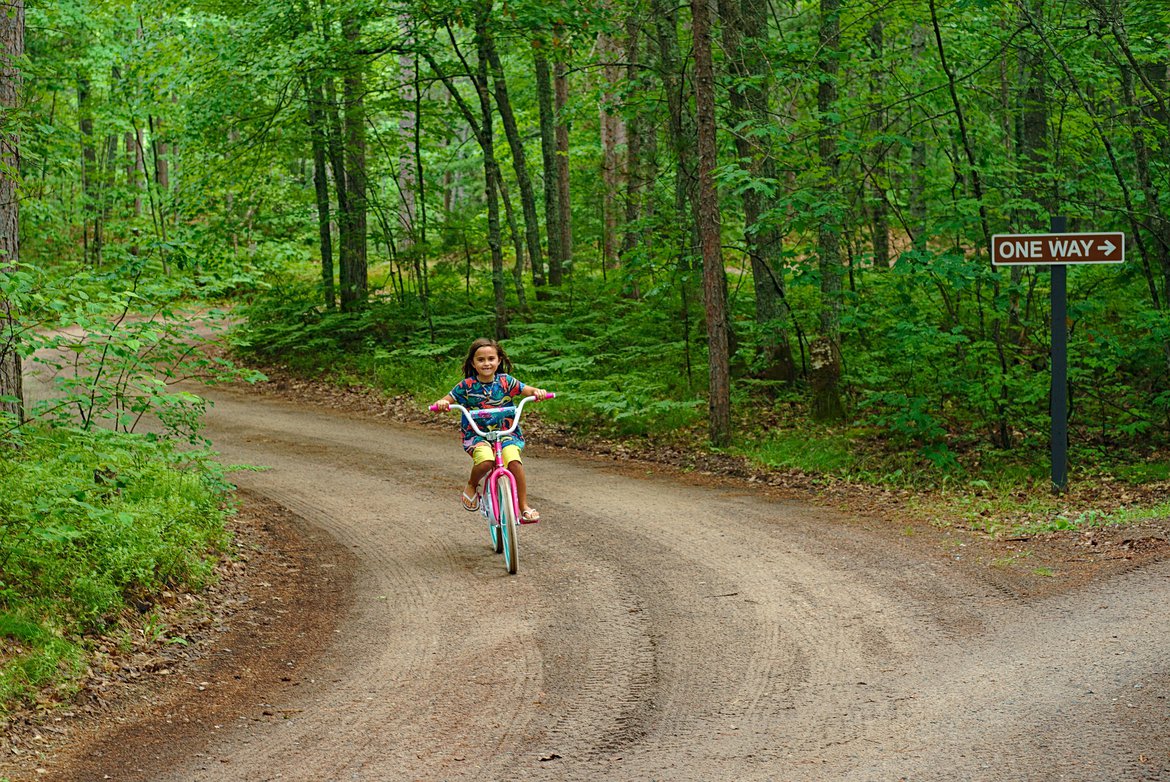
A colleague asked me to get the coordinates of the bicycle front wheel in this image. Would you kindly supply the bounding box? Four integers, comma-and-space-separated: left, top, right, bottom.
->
497, 476, 519, 574
484, 490, 503, 554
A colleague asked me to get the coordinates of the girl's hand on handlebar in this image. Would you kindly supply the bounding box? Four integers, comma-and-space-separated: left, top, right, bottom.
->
531, 388, 549, 401
431, 398, 451, 412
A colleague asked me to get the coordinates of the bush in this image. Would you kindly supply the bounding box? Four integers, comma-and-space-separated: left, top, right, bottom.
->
0, 427, 232, 715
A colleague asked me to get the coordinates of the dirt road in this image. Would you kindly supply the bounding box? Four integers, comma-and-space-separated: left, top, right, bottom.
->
19, 383, 1170, 781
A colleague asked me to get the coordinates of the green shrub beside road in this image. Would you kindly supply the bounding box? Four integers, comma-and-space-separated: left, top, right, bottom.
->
0, 426, 231, 718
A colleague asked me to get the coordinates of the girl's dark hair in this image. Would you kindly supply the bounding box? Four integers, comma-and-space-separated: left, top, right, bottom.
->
462, 338, 514, 379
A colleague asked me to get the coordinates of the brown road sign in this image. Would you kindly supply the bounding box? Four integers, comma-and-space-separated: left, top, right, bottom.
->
991, 232, 1125, 266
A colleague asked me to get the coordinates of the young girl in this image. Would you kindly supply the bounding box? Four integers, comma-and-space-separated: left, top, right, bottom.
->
432, 338, 549, 522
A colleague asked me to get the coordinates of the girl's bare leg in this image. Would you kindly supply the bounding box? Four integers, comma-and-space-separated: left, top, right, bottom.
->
506, 460, 531, 511
467, 460, 493, 498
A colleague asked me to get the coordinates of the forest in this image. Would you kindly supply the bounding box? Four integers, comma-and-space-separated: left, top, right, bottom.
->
1, 0, 1169, 713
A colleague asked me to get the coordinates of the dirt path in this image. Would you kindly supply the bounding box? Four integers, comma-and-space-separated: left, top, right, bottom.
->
12, 383, 1170, 781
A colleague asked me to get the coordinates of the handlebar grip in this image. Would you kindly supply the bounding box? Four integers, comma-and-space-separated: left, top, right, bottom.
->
429, 403, 443, 412
543, 392, 556, 399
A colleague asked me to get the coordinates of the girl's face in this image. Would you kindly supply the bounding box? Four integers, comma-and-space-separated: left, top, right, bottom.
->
472, 346, 500, 380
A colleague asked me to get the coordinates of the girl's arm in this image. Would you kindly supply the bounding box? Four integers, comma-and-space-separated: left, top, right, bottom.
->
431, 393, 456, 411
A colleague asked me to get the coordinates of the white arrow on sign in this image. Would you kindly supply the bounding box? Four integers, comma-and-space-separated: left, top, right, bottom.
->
1098, 240, 1117, 256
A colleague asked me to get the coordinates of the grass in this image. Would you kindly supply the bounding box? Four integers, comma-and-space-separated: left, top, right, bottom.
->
0, 426, 233, 720
743, 429, 856, 475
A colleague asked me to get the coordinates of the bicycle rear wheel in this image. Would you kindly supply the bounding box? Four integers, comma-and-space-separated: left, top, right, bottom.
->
497, 476, 519, 574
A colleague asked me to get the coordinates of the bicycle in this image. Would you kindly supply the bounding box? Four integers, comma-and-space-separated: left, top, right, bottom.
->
430, 393, 555, 574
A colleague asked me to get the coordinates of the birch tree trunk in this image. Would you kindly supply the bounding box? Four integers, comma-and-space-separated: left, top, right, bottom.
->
398, 44, 417, 250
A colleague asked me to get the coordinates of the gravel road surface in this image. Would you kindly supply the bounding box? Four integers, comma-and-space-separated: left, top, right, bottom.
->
15, 380, 1170, 781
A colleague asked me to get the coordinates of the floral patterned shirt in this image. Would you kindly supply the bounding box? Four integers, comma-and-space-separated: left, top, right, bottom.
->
448, 373, 528, 451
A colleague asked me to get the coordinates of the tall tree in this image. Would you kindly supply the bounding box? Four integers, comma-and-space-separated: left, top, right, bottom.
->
302, 70, 336, 309
422, 35, 510, 335
0, 0, 23, 423
340, 15, 369, 310
651, 0, 697, 263
554, 47, 572, 274
692, 0, 730, 446
475, 13, 509, 337
865, 17, 889, 271
598, 25, 624, 270
485, 29, 546, 294
812, 0, 845, 422
533, 43, 563, 285
720, 0, 796, 383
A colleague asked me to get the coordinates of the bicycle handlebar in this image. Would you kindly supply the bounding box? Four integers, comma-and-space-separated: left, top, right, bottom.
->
430, 392, 555, 439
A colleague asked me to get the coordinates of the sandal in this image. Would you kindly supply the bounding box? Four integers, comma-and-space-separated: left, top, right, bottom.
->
520, 508, 541, 524
461, 491, 480, 512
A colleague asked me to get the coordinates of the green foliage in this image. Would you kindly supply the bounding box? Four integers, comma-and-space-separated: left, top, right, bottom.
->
0, 426, 232, 716
233, 271, 709, 438
5, 262, 263, 444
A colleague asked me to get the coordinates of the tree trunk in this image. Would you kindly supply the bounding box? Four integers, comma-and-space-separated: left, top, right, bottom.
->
554, 51, 572, 274
78, 74, 96, 263
485, 31, 546, 294
533, 44, 563, 286
322, 71, 350, 302
909, 23, 927, 251
620, 17, 645, 297
866, 18, 889, 271
125, 130, 143, 218
720, 0, 796, 383
398, 37, 418, 250
474, 14, 508, 338
303, 72, 336, 309
599, 28, 624, 270
421, 39, 510, 330
1012, 0, 1050, 339
692, 0, 731, 447
0, 0, 24, 423
652, 0, 698, 267
813, 0, 845, 422
146, 111, 169, 265
339, 17, 368, 310
497, 173, 530, 312
1106, 1, 1170, 311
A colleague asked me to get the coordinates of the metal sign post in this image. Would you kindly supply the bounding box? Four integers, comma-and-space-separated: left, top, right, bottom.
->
1049, 217, 1068, 492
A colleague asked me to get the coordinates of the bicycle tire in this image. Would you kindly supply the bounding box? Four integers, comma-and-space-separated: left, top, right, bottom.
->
497, 476, 519, 574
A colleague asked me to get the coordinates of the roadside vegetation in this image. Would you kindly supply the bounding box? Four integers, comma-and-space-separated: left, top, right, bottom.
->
0, 427, 232, 715
0, 271, 255, 723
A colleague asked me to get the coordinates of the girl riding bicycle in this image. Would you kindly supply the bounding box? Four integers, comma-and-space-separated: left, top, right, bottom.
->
431, 338, 548, 522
